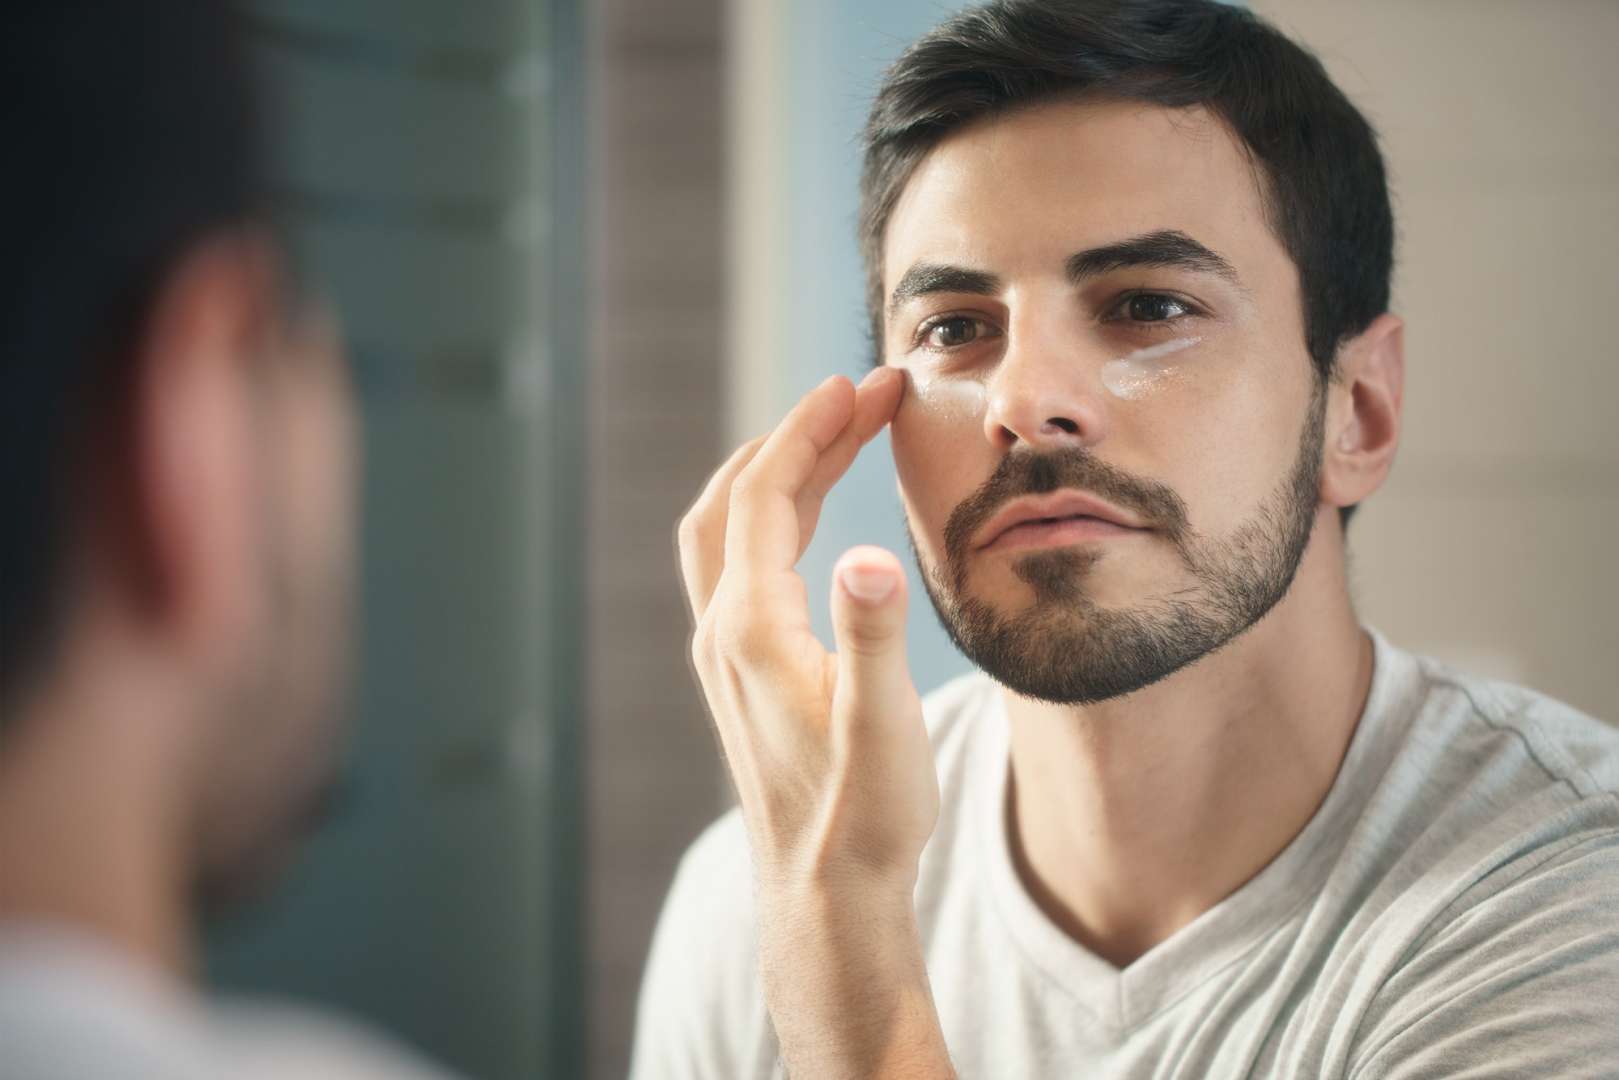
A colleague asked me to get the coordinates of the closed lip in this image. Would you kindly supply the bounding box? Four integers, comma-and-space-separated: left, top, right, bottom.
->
974, 490, 1147, 551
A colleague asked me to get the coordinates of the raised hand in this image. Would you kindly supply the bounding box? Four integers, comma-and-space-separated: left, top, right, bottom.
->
676, 366, 955, 1079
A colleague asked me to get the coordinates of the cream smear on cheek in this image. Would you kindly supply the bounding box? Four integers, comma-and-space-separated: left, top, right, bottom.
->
906, 370, 989, 421
1100, 336, 1202, 400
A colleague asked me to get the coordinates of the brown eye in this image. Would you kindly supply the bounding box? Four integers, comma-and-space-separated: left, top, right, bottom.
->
925, 316, 984, 348
1127, 293, 1192, 322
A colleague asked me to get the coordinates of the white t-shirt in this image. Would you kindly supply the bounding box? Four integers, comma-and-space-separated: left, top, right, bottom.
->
0, 925, 459, 1080
630, 630, 1619, 1079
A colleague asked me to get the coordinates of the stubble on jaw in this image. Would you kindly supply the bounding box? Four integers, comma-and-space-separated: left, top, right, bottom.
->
911, 385, 1325, 705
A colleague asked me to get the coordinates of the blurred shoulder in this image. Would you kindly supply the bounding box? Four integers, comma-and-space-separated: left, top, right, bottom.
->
214, 1001, 461, 1079
0, 927, 458, 1080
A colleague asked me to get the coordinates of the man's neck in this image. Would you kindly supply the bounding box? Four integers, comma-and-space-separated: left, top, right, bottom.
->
1000, 524, 1374, 969
0, 641, 198, 982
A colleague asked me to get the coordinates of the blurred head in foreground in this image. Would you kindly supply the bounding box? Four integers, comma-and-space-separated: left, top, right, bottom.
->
0, 0, 356, 971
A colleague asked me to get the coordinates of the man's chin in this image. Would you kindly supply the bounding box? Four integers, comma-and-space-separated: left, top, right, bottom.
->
923, 562, 1220, 705
950, 611, 1208, 706
956, 547, 1116, 613
195, 765, 356, 920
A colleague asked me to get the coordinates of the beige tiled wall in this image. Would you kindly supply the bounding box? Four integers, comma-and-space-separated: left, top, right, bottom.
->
585, 0, 729, 1075
1252, 0, 1619, 719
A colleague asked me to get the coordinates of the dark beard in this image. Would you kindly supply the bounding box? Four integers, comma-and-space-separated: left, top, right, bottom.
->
915, 385, 1325, 705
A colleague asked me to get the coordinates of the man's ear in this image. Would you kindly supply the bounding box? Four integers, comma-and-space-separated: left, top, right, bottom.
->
117, 232, 280, 657
1321, 312, 1404, 516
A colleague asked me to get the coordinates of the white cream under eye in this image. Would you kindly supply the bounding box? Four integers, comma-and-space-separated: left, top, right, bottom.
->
1100, 336, 1202, 400
905, 370, 988, 421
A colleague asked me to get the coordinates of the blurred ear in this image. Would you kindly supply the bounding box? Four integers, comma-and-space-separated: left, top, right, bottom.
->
1321, 312, 1404, 517
119, 231, 281, 658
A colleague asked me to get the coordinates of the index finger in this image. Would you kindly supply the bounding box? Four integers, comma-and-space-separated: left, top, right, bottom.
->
793, 366, 904, 555
677, 433, 767, 622
723, 374, 859, 579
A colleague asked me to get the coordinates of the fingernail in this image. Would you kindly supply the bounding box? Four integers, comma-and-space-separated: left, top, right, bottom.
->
840, 563, 897, 603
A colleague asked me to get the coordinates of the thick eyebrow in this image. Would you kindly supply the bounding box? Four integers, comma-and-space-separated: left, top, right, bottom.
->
1065, 230, 1245, 290
886, 263, 1003, 319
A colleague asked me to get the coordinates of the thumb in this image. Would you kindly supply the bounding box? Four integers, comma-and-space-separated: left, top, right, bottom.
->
830, 545, 914, 713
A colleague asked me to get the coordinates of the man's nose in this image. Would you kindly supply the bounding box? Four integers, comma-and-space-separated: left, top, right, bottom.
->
982, 321, 1108, 453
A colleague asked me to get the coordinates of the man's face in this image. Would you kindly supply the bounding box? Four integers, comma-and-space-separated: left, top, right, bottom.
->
196, 305, 358, 907
882, 99, 1327, 704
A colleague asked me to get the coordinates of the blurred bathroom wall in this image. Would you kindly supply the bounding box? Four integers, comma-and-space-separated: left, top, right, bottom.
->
729, 0, 1619, 720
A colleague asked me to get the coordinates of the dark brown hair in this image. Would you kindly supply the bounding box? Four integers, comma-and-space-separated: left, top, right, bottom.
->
1, 0, 264, 708
859, 0, 1395, 385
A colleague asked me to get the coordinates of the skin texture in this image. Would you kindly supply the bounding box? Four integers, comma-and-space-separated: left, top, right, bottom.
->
683, 98, 1402, 1077
0, 232, 356, 979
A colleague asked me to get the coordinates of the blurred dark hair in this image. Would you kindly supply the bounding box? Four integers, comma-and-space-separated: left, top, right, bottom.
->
1, 0, 265, 712
859, 0, 1394, 525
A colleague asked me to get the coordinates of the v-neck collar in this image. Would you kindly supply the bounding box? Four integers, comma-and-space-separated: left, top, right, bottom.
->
972, 630, 1418, 1034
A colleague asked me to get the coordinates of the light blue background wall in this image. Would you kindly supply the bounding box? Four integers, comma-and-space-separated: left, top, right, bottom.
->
776, 1, 979, 695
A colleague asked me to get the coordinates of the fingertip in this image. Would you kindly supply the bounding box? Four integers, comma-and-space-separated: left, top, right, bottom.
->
859, 364, 904, 390
834, 545, 907, 601
850, 367, 906, 435
837, 543, 903, 570
822, 372, 858, 413
877, 365, 907, 410
838, 566, 898, 604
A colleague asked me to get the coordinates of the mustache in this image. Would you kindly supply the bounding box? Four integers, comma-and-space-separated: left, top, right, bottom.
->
941, 448, 1190, 568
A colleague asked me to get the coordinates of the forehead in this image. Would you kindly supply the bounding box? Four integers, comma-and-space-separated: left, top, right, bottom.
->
882, 98, 1287, 292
